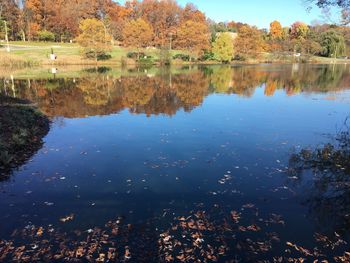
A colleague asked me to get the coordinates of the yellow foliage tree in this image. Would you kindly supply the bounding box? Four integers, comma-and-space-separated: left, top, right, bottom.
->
174, 20, 210, 58
212, 33, 234, 62
122, 18, 154, 58
76, 18, 112, 61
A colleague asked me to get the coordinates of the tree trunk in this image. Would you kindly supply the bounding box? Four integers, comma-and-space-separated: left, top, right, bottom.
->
22, 30, 26, 42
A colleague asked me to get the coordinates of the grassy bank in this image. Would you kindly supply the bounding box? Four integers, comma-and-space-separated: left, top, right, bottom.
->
0, 41, 188, 67
0, 96, 50, 180
0, 41, 349, 68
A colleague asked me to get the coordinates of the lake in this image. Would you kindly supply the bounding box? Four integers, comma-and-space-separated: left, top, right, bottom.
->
0, 64, 350, 262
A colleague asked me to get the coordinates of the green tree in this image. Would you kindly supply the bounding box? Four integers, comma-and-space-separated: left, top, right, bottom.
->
320, 30, 346, 58
76, 18, 112, 62
212, 32, 234, 62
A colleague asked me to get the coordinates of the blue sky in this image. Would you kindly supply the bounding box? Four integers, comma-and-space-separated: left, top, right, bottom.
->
118, 0, 340, 28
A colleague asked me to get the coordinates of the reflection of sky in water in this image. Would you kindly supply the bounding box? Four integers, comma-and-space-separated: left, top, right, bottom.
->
0, 65, 349, 260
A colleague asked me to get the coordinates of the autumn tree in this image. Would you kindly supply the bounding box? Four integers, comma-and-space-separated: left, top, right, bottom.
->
0, 0, 21, 40
129, 0, 182, 47
101, 3, 132, 41
234, 25, 265, 58
269, 20, 283, 40
174, 20, 210, 58
182, 3, 206, 23
122, 18, 153, 58
212, 32, 234, 62
290, 22, 309, 40
43, 0, 80, 42
304, 38, 323, 55
338, 26, 350, 56
227, 21, 249, 32
2, 0, 349, 61
282, 27, 290, 40
24, 0, 55, 39
76, 18, 112, 61
267, 20, 285, 52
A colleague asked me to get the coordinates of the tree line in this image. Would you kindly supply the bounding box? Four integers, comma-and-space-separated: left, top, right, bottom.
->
0, 0, 349, 61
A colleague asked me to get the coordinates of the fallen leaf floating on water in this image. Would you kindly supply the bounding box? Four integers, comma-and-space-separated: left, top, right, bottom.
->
334, 251, 350, 262
60, 214, 74, 223
242, 203, 255, 209
107, 248, 116, 260
314, 232, 347, 250
75, 246, 84, 257
36, 227, 43, 236
1, 203, 350, 262
286, 242, 313, 256
231, 211, 241, 223
246, 224, 261, 232
96, 253, 105, 262
124, 246, 131, 260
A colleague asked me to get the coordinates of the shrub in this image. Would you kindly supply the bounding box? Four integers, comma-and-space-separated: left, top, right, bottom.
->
97, 53, 112, 61
233, 54, 246, 61
200, 51, 215, 61
37, 30, 55, 42
127, 52, 147, 59
173, 54, 190, 61
84, 51, 112, 61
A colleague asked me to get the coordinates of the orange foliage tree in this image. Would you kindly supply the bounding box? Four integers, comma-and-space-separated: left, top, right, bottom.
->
234, 25, 265, 58
182, 3, 206, 23
125, 0, 181, 47
174, 20, 211, 58
122, 18, 154, 57
269, 20, 283, 40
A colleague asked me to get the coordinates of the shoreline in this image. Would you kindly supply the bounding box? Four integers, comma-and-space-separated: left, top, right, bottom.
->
0, 59, 349, 70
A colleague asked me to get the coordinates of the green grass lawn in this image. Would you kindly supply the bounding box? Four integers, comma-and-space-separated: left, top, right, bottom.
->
8, 41, 76, 47
0, 41, 188, 67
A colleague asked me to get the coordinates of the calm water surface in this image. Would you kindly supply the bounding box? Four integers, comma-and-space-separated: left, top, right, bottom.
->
0, 64, 350, 262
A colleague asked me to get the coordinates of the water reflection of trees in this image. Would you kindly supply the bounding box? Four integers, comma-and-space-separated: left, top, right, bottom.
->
288, 119, 350, 233
0, 64, 349, 118
263, 64, 350, 96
